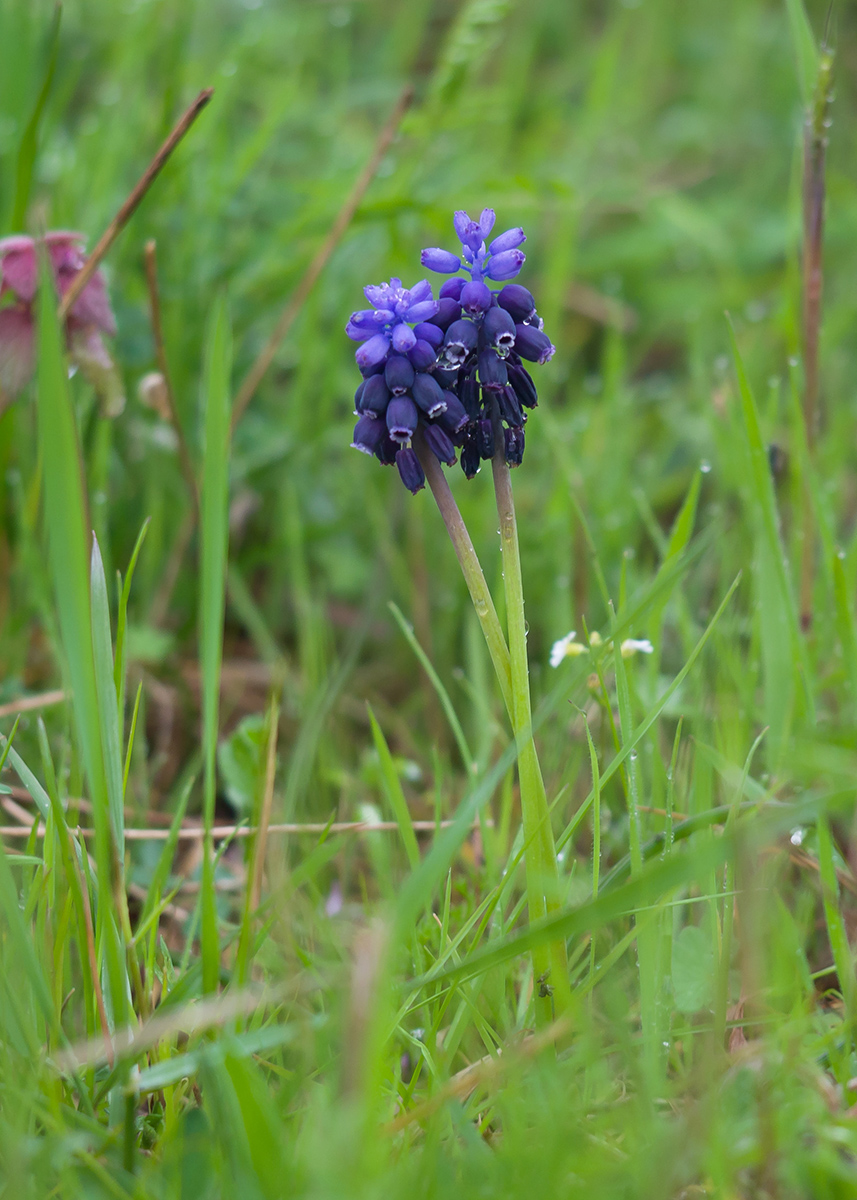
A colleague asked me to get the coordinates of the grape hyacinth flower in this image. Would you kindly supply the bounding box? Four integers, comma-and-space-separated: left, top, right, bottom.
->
0, 232, 123, 413
419, 208, 555, 475
344, 212, 570, 1026
346, 275, 466, 493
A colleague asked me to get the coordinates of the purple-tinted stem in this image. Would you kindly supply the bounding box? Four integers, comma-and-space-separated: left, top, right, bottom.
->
413, 435, 512, 715
800, 44, 834, 633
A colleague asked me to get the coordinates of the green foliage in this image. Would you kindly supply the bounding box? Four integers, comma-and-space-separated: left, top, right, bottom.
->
2, 0, 857, 1196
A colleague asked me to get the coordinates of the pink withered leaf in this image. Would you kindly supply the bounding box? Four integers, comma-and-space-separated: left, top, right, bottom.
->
0, 232, 120, 409
0, 307, 35, 397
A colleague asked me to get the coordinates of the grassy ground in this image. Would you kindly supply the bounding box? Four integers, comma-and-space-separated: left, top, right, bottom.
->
3, 0, 857, 1195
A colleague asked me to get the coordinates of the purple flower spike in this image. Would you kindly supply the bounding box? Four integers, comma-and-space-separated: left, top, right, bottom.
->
423, 423, 457, 466
488, 227, 526, 255
396, 446, 425, 493
387, 396, 419, 442
346, 209, 554, 491
485, 249, 526, 281
421, 248, 462, 274
514, 324, 555, 364
355, 332, 392, 370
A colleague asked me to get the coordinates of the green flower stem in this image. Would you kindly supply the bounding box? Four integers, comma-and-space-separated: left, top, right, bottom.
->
414, 438, 513, 717
491, 446, 571, 1026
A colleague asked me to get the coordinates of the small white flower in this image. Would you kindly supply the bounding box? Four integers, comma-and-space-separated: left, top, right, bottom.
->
550, 631, 587, 667
620, 638, 654, 658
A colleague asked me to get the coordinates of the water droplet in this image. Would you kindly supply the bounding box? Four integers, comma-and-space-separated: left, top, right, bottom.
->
666, 768, 673, 782
700, 460, 711, 474
474, 598, 489, 616
630, 751, 638, 762
788, 356, 799, 368
838, 550, 846, 560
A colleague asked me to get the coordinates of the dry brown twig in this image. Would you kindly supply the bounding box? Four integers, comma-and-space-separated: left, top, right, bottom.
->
0, 817, 491, 841
58, 89, 214, 322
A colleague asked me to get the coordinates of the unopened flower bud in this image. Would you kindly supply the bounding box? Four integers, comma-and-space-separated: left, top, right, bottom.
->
396, 446, 425, 493
513, 324, 554, 364
385, 355, 415, 395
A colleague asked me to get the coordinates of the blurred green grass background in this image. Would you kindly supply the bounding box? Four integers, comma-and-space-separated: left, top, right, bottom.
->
4, 0, 857, 1196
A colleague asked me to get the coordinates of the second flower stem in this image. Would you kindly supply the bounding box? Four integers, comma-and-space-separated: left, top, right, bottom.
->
491, 444, 571, 1026
414, 438, 512, 716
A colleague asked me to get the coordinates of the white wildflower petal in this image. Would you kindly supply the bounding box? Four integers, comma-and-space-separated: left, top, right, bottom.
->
620, 638, 654, 658
550, 631, 577, 668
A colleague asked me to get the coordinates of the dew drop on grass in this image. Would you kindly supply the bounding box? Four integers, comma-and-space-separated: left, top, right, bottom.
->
700, 460, 711, 473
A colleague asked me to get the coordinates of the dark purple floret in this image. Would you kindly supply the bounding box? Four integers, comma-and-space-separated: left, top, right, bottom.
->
411, 372, 447, 418
476, 417, 494, 460
423, 423, 457, 466
358, 373, 390, 417
498, 385, 524, 428
376, 436, 399, 466
442, 319, 479, 367
438, 392, 469, 434
507, 361, 538, 408
514, 323, 555, 364
497, 284, 537, 323
408, 339, 438, 371
460, 371, 481, 420
427, 298, 463, 333
482, 306, 517, 356
478, 348, 508, 391
351, 415, 387, 456
504, 425, 525, 467
461, 430, 481, 478
385, 355, 415, 395
439, 278, 465, 302
396, 446, 425, 493
432, 366, 459, 390
387, 396, 419, 442
460, 281, 493, 317
354, 380, 366, 412
413, 322, 444, 350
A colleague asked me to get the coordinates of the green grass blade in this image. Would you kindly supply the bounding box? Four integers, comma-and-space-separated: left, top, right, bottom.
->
199, 293, 233, 995
367, 703, 420, 871
91, 535, 125, 851
388, 600, 475, 773
114, 517, 150, 743
784, 0, 818, 106
10, 5, 60, 231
